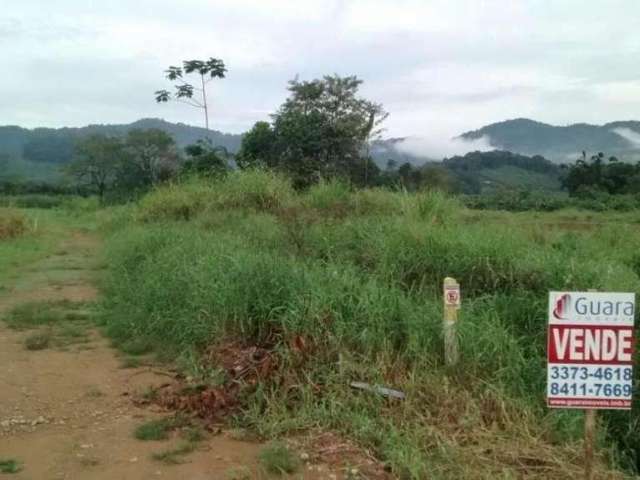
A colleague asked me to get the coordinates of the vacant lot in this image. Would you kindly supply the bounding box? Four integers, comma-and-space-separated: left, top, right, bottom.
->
92, 171, 639, 478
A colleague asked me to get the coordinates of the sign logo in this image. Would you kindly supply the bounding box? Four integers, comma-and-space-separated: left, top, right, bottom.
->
553, 293, 572, 320
444, 284, 461, 309
446, 290, 459, 304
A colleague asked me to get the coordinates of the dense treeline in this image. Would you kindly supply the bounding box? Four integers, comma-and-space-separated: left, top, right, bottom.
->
463, 190, 640, 212
461, 152, 640, 211
560, 151, 640, 195
0, 180, 82, 196
66, 128, 187, 201
3, 72, 640, 210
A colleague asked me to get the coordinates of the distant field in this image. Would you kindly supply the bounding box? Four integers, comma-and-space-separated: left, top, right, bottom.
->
91, 171, 640, 478
476, 164, 562, 192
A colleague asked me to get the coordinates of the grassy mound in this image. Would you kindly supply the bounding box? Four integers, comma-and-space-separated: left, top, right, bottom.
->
137, 170, 295, 222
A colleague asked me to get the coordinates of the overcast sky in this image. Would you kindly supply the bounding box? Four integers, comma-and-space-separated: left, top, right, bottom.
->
2, 0, 639, 138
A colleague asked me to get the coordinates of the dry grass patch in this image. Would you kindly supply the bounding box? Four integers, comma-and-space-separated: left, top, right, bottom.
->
0, 209, 28, 240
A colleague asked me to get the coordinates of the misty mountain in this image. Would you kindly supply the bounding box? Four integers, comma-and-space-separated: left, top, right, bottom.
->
369, 118, 640, 167
458, 118, 640, 162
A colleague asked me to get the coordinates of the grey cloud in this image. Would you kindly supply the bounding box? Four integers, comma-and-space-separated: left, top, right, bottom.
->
2, 0, 639, 137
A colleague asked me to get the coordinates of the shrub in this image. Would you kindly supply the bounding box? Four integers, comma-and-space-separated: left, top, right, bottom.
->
137, 182, 214, 222
212, 169, 294, 211
24, 332, 52, 350
0, 459, 21, 474
0, 209, 28, 240
463, 190, 640, 212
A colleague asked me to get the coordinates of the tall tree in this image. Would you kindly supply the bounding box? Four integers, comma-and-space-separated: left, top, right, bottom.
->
183, 140, 229, 175
240, 74, 387, 187
155, 58, 227, 130
66, 135, 123, 200
122, 129, 180, 188
236, 121, 277, 169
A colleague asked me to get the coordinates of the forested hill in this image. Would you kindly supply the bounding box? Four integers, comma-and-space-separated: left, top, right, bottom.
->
0, 118, 242, 163
442, 150, 562, 193
459, 118, 640, 161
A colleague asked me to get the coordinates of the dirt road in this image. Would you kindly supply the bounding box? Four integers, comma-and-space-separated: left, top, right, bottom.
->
0, 229, 334, 479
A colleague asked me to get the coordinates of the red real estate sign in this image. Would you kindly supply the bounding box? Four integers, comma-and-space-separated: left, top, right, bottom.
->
547, 292, 635, 409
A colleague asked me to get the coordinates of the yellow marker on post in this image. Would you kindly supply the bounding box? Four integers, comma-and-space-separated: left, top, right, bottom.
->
443, 277, 460, 366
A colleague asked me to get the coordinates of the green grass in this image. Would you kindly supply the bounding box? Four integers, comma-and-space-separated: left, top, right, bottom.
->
4, 301, 66, 330
0, 458, 21, 474
100, 171, 640, 478
142, 419, 205, 465
181, 426, 206, 443
119, 337, 154, 356
57, 323, 90, 342
134, 419, 173, 441
225, 466, 252, 480
4, 300, 94, 351
258, 442, 300, 475
0, 208, 96, 285
134, 415, 190, 441
137, 169, 294, 222
3, 300, 94, 332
